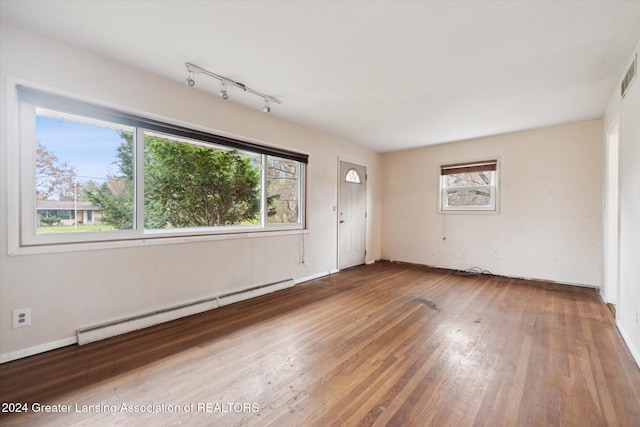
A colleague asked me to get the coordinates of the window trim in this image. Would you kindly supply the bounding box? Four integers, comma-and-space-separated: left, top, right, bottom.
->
11, 82, 308, 253
439, 159, 500, 213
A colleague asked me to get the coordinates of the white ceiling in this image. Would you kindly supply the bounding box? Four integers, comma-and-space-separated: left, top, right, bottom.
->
2, 1, 640, 152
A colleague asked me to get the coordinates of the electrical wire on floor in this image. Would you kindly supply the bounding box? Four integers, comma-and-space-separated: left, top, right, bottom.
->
453, 266, 494, 277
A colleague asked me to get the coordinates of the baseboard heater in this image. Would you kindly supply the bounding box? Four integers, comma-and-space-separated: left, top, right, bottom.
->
77, 278, 294, 345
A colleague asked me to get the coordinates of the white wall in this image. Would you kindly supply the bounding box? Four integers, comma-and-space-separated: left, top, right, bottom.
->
0, 25, 381, 360
603, 40, 640, 365
381, 120, 603, 287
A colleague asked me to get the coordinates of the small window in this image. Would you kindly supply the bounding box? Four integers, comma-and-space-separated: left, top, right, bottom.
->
345, 168, 361, 183
440, 160, 498, 212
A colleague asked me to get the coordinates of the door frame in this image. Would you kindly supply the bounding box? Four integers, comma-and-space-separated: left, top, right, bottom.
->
337, 158, 367, 271
604, 118, 620, 308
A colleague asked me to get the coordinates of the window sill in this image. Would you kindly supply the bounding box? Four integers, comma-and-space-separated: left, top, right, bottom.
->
438, 209, 500, 215
9, 228, 308, 256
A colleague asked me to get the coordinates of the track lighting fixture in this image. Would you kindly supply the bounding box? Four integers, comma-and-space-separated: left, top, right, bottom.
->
220, 82, 228, 100
185, 62, 281, 112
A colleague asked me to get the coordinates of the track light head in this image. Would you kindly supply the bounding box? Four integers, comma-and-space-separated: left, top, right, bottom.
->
220, 83, 229, 100
262, 99, 271, 113
186, 70, 195, 87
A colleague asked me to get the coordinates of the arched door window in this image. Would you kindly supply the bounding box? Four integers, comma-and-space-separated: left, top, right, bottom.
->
345, 168, 361, 184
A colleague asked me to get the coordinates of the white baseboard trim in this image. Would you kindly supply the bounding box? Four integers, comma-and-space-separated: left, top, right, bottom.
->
616, 320, 640, 369
0, 336, 77, 364
295, 269, 338, 284
218, 279, 294, 307
382, 259, 598, 289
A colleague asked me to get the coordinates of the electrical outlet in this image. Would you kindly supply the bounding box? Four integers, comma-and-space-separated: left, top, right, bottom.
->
456, 251, 463, 259
13, 308, 31, 328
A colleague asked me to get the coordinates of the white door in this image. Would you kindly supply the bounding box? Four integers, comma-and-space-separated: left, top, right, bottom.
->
339, 161, 366, 269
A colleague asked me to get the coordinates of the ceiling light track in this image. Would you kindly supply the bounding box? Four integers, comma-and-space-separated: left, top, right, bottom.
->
185, 62, 281, 113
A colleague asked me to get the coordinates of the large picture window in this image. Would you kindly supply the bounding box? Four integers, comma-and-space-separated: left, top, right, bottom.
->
440, 160, 499, 212
16, 86, 307, 248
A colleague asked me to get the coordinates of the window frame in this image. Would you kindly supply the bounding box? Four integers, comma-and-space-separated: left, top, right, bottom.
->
439, 159, 500, 213
11, 83, 308, 252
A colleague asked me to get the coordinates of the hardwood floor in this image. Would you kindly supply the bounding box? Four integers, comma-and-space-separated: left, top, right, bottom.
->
1, 262, 639, 426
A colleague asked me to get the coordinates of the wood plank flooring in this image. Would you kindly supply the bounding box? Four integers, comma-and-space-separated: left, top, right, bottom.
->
1, 262, 639, 426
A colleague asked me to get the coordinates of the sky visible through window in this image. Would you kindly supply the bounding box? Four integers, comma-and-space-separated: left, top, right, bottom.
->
36, 115, 126, 187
